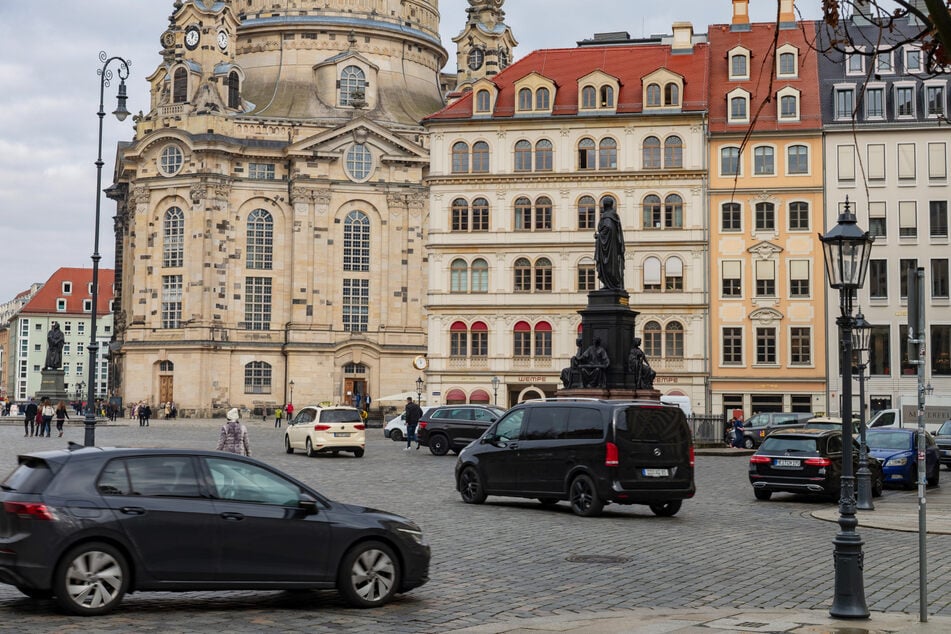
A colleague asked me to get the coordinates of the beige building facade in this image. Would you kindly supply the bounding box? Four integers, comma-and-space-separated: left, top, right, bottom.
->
111, 0, 447, 416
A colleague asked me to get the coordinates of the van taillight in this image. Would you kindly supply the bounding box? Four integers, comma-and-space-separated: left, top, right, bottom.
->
605, 442, 619, 466
314, 424, 331, 431
3, 501, 55, 521
689, 445, 695, 467
354, 424, 365, 431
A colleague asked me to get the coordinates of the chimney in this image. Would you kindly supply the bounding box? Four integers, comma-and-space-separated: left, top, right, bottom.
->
671, 22, 694, 53
731, 0, 751, 32
779, 0, 796, 24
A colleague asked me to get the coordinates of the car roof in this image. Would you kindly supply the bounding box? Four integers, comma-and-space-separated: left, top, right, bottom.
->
807, 416, 842, 424
765, 428, 837, 438
299, 404, 359, 410
17, 446, 246, 463
867, 427, 916, 435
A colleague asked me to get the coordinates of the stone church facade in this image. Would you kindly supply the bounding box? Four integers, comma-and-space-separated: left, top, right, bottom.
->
110, 0, 447, 416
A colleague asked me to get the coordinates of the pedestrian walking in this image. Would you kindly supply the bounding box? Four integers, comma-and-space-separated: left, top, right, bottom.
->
217, 408, 251, 456
24, 398, 37, 437
730, 410, 746, 448
143, 404, 152, 427
285, 402, 294, 422
55, 401, 69, 437
274, 406, 283, 428
40, 398, 55, 437
404, 397, 423, 451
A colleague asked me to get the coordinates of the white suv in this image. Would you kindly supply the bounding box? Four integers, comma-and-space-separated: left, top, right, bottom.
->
284, 405, 366, 457
383, 407, 434, 442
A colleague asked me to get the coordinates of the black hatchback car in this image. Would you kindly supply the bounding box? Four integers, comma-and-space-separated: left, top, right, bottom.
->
0, 446, 429, 615
454, 399, 695, 517
416, 404, 506, 455
748, 428, 884, 501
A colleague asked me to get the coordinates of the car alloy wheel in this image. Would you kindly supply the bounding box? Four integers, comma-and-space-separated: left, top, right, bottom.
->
338, 541, 399, 608
284, 435, 294, 454
569, 474, 604, 517
429, 433, 449, 456
53, 542, 128, 616
306, 437, 317, 457
459, 466, 487, 504
743, 437, 754, 449
390, 429, 403, 442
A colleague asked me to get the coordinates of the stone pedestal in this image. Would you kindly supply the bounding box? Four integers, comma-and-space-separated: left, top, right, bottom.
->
577, 289, 638, 390
37, 369, 69, 402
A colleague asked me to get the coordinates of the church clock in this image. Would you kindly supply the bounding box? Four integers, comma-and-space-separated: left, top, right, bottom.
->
184, 26, 200, 50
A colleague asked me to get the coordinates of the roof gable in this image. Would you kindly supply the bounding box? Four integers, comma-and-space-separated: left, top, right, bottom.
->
21, 268, 115, 316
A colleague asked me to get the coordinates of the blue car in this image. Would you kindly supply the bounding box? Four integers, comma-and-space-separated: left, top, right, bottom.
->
866, 428, 940, 489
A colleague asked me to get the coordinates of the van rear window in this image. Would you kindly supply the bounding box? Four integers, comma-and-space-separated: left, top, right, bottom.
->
1, 458, 54, 494
616, 406, 689, 442
319, 409, 362, 423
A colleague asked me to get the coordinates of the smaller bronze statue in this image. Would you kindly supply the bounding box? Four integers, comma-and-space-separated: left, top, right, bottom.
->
560, 336, 585, 389
44, 322, 65, 370
627, 337, 656, 390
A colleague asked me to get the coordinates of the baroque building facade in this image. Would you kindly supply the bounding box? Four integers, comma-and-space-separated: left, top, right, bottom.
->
111, 0, 446, 415
424, 23, 710, 410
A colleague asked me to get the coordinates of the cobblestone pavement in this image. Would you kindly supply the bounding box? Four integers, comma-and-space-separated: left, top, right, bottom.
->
0, 418, 949, 632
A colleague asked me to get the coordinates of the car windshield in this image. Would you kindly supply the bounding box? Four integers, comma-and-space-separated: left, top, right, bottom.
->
868, 431, 912, 450
938, 422, 951, 436
319, 409, 361, 423
759, 436, 818, 454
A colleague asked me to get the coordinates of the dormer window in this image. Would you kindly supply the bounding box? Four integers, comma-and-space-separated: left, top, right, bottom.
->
777, 86, 800, 121
57, 299, 67, 312
582, 86, 597, 109
339, 65, 366, 106
777, 44, 799, 78
846, 48, 865, 75
514, 74, 556, 113
665, 83, 679, 106
600, 86, 614, 108
646, 84, 661, 107
518, 88, 532, 111
62, 282, 72, 294
727, 88, 750, 123
535, 87, 550, 110
729, 47, 750, 80
642, 69, 683, 112
475, 89, 491, 113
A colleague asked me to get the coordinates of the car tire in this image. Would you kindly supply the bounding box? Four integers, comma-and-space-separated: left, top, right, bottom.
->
649, 500, 682, 517
743, 437, 755, 449
337, 540, 399, 608
459, 466, 487, 504
569, 474, 604, 517
390, 430, 403, 442
284, 435, 294, 454
53, 542, 129, 616
16, 586, 52, 600
872, 472, 884, 497
354, 448, 365, 458
306, 437, 317, 458
429, 433, 450, 456
928, 463, 940, 487
537, 497, 559, 507
753, 489, 772, 501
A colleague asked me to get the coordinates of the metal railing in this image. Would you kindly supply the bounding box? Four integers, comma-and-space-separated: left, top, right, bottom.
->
688, 414, 728, 447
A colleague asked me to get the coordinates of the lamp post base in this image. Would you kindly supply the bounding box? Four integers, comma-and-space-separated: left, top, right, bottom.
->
830, 479, 869, 619
856, 464, 875, 511
83, 416, 97, 447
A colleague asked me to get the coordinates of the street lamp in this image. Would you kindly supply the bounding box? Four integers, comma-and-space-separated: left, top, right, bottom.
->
289, 380, 295, 406
491, 376, 501, 405
852, 310, 873, 511
84, 52, 132, 448
820, 197, 874, 619
416, 376, 424, 405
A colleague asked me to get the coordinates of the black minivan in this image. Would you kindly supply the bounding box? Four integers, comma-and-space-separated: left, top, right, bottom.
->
454, 399, 695, 517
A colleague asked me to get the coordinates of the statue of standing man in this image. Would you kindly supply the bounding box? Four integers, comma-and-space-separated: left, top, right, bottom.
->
595, 197, 625, 291
45, 322, 65, 370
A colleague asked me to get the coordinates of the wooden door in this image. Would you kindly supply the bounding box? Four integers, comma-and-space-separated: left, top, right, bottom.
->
159, 376, 174, 404
344, 379, 366, 408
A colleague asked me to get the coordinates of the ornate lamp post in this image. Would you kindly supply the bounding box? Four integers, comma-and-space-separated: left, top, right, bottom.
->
289, 380, 295, 406
491, 376, 501, 405
820, 198, 875, 619
416, 376, 424, 405
852, 310, 873, 511
84, 52, 132, 448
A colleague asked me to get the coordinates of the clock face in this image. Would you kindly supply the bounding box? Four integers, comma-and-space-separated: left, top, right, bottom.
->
468, 49, 484, 71
217, 30, 229, 50
161, 30, 176, 49
184, 26, 200, 50
413, 356, 428, 371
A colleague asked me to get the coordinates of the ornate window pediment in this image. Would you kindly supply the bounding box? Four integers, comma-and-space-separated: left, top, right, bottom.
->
747, 240, 783, 259
749, 307, 784, 324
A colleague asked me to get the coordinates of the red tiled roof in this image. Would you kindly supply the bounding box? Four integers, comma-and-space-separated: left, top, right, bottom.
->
707, 22, 821, 133
427, 43, 710, 121
20, 268, 115, 316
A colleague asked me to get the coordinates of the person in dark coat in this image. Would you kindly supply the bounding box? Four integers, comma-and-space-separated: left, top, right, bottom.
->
404, 397, 423, 451
24, 398, 37, 437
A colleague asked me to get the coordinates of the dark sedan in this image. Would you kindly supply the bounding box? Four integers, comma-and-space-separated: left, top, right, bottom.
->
866, 428, 940, 488
0, 446, 429, 615
935, 421, 951, 469
748, 428, 883, 501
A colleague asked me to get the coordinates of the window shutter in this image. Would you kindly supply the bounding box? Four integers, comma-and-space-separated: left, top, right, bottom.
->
837, 145, 855, 181
867, 144, 885, 180
722, 260, 741, 279
928, 142, 947, 179
868, 201, 886, 218
898, 201, 917, 228
755, 260, 775, 281
790, 260, 809, 280
897, 143, 916, 179
644, 258, 662, 285
666, 257, 683, 277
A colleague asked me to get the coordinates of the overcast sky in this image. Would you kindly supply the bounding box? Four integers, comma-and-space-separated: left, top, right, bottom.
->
0, 0, 824, 302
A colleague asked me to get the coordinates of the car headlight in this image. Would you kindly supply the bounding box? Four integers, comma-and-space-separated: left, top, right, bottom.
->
397, 527, 424, 545
886, 456, 908, 467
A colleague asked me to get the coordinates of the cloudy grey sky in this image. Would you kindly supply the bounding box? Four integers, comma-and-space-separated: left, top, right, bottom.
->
0, 0, 823, 302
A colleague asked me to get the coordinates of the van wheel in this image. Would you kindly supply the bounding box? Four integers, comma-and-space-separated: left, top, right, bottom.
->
284, 435, 294, 454
754, 489, 772, 501
353, 449, 365, 458
743, 437, 755, 449
569, 474, 604, 517
538, 498, 558, 507
306, 438, 317, 457
649, 500, 682, 517
429, 434, 449, 456
390, 430, 403, 442
53, 542, 128, 616
337, 540, 399, 608
459, 466, 487, 504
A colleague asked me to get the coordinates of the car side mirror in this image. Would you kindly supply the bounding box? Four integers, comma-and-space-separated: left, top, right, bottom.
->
299, 493, 319, 515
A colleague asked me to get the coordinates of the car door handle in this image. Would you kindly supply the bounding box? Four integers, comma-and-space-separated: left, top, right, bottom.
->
119, 506, 145, 515
220, 512, 245, 521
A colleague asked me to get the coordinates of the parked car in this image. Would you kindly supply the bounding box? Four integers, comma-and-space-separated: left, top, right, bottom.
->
0, 446, 429, 615
734, 412, 814, 448
284, 405, 366, 457
383, 407, 435, 442
866, 428, 940, 488
801, 416, 862, 435
416, 404, 506, 455
935, 421, 951, 469
748, 428, 883, 501
455, 398, 696, 517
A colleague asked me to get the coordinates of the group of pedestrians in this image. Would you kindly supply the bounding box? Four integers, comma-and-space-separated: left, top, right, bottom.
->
22, 397, 71, 438
272, 403, 294, 427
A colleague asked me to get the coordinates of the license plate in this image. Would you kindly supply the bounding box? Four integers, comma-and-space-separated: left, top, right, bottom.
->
942, 450, 951, 456
333, 432, 351, 437
774, 458, 800, 467
642, 468, 669, 477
